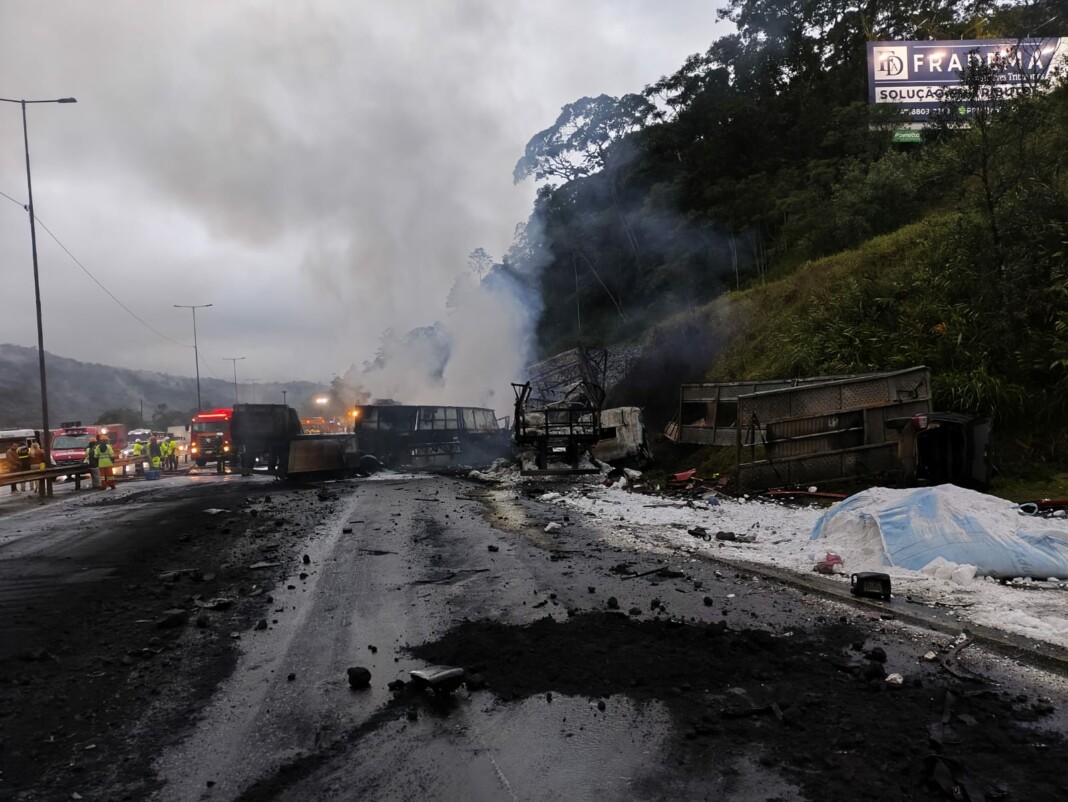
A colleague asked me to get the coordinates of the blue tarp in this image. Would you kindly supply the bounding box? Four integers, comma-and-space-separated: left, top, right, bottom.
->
811, 485, 1068, 579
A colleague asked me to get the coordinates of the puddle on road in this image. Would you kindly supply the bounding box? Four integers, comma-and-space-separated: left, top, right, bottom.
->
483, 488, 556, 550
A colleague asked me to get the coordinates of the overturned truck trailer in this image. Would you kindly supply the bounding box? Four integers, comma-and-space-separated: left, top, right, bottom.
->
231, 404, 363, 477
667, 368, 934, 491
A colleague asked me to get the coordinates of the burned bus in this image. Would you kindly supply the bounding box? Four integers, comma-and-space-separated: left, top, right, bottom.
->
352, 405, 510, 468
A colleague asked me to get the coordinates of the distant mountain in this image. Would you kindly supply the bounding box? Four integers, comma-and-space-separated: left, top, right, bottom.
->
0, 344, 323, 428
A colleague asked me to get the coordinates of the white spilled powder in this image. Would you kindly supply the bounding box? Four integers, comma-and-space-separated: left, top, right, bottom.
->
546, 481, 1068, 650
362, 472, 434, 482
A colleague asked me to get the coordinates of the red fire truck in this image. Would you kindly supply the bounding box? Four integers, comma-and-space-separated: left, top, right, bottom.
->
189, 409, 232, 471
50, 422, 128, 467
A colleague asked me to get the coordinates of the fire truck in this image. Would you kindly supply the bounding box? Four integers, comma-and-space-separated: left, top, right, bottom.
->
189, 409, 232, 471
50, 422, 128, 467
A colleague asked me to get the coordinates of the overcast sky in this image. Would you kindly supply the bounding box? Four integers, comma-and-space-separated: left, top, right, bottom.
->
0, 1, 727, 387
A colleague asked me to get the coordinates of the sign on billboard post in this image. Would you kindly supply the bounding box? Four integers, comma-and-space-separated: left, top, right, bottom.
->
867, 38, 1068, 124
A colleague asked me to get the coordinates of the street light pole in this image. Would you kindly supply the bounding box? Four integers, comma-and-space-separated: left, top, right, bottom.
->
222, 356, 245, 404
282, 389, 287, 406
0, 96, 77, 479
174, 303, 212, 412
248, 379, 261, 404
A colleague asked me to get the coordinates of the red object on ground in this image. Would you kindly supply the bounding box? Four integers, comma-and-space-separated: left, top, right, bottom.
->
670, 468, 697, 483
813, 552, 844, 575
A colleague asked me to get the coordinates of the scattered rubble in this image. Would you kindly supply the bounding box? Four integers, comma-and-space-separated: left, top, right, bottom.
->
346, 667, 372, 688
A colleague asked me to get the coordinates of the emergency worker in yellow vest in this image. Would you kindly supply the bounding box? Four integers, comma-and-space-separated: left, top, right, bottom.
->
96, 436, 116, 490
159, 438, 171, 471
148, 436, 162, 471
132, 439, 145, 476
29, 441, 44, 494
166, 437, 178, 470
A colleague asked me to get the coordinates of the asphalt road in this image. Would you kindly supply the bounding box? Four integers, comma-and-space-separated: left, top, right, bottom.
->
154, 475, 769, 802
3, 472, 1068, 801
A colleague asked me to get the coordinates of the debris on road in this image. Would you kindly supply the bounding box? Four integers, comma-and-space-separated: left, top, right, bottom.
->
850, 572, 893, 600
155, 609, 188, 629
347, 667, 372, 688
715, 530, 756, 543
812, 552, 844, 575
409, 665, 466, 694
193, 597, 234, 610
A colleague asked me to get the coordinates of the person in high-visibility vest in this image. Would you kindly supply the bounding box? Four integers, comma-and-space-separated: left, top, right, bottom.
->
165, 437, 178, 470
29, 441, 45, 495
160, 438, 172, 471
132, 439, 145, 476
96, 436, 116, 490
148, 436, 162, 471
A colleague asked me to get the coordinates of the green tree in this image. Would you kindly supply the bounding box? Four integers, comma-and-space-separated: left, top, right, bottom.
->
513, 94, 656, 185
95, 407, 144, 429
150, 403, 191, 428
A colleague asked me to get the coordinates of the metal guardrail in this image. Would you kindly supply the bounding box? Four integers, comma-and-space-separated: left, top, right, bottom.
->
0, 456, 149, 497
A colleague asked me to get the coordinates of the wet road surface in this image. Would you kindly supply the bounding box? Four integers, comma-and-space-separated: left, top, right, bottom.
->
3, 473, 1068, 801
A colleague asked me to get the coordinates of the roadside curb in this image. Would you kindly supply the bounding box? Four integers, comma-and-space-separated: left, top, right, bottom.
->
698, 553, 1068, 678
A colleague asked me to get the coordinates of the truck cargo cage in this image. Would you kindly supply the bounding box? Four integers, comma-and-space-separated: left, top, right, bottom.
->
512, 346, 609, 474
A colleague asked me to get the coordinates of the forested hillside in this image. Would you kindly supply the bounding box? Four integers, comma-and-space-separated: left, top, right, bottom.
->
514, 0, 1068, 461
0, 344, 320, 429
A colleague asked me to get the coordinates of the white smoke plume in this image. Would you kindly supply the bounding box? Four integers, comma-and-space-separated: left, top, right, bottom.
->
340, 218, 546, 417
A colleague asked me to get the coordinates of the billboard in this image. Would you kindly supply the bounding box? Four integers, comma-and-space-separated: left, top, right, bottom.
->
868, 38, 1068, 122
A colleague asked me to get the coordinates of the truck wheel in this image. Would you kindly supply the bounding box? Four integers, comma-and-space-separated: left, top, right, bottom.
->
196, 458, 207, 468
359, 454, 383, 475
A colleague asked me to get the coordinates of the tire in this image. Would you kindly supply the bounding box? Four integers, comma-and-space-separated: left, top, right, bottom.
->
196, 458, 207, 468
359, 454, 383, 475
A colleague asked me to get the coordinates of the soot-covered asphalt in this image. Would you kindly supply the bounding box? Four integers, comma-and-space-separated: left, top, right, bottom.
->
2, 473, 1067, 801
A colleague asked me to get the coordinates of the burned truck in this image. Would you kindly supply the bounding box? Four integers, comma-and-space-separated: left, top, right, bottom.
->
512, 346, 608, 473
230, 403, 364, 477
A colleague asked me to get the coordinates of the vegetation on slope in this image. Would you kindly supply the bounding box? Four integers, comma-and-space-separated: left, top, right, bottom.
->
510, 0, 1068, 477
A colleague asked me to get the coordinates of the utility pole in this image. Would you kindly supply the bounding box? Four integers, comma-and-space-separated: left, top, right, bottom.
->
0, 95, 77, 480
222, 356, 245, 404
174, 304, 212, 411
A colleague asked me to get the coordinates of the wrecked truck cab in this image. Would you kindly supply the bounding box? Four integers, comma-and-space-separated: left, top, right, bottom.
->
885, 412, 991, 490
591, 406, 651, 467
